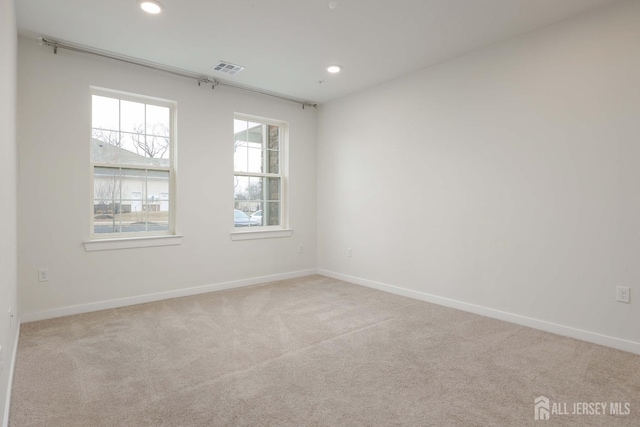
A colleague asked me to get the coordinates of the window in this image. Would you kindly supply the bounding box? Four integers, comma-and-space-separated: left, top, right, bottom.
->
91, 88, 176, 237
233, 115, 286, 229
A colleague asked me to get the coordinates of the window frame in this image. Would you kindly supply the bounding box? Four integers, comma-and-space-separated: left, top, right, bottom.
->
88, 87, 178, 241
231, 113, 291, 239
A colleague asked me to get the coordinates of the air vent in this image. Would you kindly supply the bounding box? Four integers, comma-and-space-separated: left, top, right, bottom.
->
211, 61, 245, 75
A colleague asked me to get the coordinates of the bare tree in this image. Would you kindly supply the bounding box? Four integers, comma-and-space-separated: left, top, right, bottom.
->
131, 124, 170, 159
234, 179, 263, 216
234, 180, 262, 200
94, 170, 121, 232
92, 129, 122, 148
94, 124, 170, 159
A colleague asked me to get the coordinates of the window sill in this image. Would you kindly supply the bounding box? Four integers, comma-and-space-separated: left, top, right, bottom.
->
84, 235, 183, 252
230, 228, 293, 241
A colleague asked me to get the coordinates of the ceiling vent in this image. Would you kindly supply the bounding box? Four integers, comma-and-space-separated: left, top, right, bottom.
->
212, 61, 245, 75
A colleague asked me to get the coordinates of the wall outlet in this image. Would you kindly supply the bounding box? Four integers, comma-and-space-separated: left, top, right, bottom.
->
298, 245, 304, 253
38, 268, 49, 282
8, 306, 13, 328
347, 248, 352, 258
616, 286, 630, 304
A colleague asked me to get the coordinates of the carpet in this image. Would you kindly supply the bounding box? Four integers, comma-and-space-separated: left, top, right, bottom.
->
9, 275, 640, 426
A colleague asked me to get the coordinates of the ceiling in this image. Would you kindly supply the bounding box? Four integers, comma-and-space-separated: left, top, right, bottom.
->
16, 0, 619, 104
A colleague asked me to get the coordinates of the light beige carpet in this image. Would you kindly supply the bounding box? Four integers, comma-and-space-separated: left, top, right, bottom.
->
9, 275, 640, 426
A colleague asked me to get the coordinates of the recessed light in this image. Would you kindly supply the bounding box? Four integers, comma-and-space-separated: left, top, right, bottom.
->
139, 0, 163, 14
327, 65, 341, 74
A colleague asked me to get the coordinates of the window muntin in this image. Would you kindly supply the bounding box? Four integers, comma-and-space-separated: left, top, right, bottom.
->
233, 116, 285, 228
91, 89, 176, 237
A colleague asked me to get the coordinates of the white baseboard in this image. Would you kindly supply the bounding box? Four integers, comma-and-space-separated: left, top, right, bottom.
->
2, 321, 20, 427
21, 269, 318, 323
318, 269, 640, 355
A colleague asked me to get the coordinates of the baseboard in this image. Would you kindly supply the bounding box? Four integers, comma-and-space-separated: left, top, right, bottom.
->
21, 269, 318, 323
2, 321, 20, 427
318, 269, 640, 355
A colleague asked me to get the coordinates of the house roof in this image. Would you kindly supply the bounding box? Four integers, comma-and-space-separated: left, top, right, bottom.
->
234, 124, 263, 145
92, 139, 169, 168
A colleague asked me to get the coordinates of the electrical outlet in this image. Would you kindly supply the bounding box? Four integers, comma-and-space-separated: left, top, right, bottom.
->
298, 245, 304, 253
616, 286, 630, 304
38, 268, 49, 282
347, 248, 352, 258
8, 306, 13, 328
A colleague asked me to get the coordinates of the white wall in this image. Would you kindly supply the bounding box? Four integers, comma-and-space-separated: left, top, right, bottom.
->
318, 0, 640, 350
17, 37, 317, 318
0, 0, 18, 423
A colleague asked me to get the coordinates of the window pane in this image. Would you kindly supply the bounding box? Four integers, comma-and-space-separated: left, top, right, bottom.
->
234, 206, 250, 227
247, 147, 263, 173
94, 207, 122, 234
234, 176, 250, 201
116, 168, 168, 233
119, 133, 170, 167
264, 201, 280, 226
120, 168, 147, 227
92, 95, 119, 131
268, 125, 279, 150
234, 175, 262, 223
249, 208, 263, 226
91, 91, 175, 236
123, 190, 144, 216
234, 139, 248, 149
248, 177, 263, 201
233, 117, 284, 229
120, 133, 143, 162
146, 104, 170, 136
117, 213, 169, 233
147, 210, 169, 232
146, 135, 170, 160
94, 166, 121, 234
233, 119, 264, 147
147, 170, 170, 213
234, 119, 249, 136
266, 177, 280, 201
267, 150, 279, 174
234, 145, 248, 173
91, 133, 121, 164
92, 129, 120, 147
94, 167, 121, 206
247, 122, 263, 145
234, 176, 263, 202
120, 100, 145, 134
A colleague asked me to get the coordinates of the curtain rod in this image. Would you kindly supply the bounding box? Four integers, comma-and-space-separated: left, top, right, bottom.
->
37, 37, 318, 110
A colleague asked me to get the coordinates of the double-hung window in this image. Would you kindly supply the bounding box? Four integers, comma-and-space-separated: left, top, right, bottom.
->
233, 115, 286, 230
90, 88, 176, 238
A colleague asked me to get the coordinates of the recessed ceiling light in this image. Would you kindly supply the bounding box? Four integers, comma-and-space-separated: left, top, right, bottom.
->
139, 0, 163, 14
327, 65, 341, 74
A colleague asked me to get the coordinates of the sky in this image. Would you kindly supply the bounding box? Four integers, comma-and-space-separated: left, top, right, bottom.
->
92, 95, 171, 159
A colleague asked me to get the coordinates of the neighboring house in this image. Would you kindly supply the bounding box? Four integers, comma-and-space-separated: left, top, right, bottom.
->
92, 139, 170, 214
